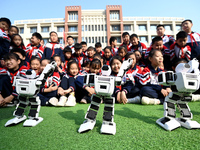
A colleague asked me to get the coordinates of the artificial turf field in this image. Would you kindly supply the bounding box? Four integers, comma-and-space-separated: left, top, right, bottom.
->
1, 102, 200, 150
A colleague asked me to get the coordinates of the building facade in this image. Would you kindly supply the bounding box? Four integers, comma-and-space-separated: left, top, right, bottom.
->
14, 5, 184, 47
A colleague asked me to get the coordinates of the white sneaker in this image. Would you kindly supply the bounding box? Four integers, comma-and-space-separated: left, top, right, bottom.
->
127, 96, 141, 104
65, 95, 76, 106
57, 96, 67, 106
49, 97, 58, 106
141, 96, 160, 105
192, 94, 200, 102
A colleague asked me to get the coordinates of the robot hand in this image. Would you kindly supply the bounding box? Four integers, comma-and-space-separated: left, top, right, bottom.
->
158, 71, 175, 86
117, 58, 133, 78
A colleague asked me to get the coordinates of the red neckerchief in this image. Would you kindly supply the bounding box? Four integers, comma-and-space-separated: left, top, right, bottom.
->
189, 32, 198, 46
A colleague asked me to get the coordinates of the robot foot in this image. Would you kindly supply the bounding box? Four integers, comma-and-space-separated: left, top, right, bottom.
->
100, 121, 116, 135
5, 115, 27, 127
176, 118, 200, 129
23, 117, 43, 127
78, 119, 96, 133
156, 117, 181, 131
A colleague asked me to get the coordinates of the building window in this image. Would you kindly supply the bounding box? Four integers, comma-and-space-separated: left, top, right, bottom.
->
105, 36, 107, 43
124, 25, 131, 31
164, 25, 172, 31
98, 25, 100, 31
105, 25, 107, 31
68, 26, 77, 32
85, 25, 87, 31
138, 25, 147, 31
57, 26, 64, 32
95, 37, 97, 43
99, 37, 101, 43
43, 38, 49, 45
85, 37, 88, 43
89, 37, 91, 43
95, 25, 97, 31
176, 25, 181, 31
151, 36, 156, 40
150, 25, 157, 31
110, 10, 120, 20
74, 38, 77, 43
58, 38, 63, 44
30, 27, 37, 33
82, 25, 84, 31
102, 37, 104, 43
88, 25, 91, 31
116, 37, 121, 43
101, 25, 104, 31
20, 27, 24, 34
82, 37, 84, 41
41, 26, 49, 33
140, 36, 148, 43
68, 11, 78, 21
112, 25, 120, 31
92, 37, 94, 43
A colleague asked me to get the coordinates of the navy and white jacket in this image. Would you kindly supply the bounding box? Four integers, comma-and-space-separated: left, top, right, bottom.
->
25, 43, 44, 62
130, 41, 147, 56
42, 42, 65, 62
0, 28, 10, 59
136, 65, 164, 92
162, 34, 175, 49
186, 32, 200, 59
59, 73, 76, 92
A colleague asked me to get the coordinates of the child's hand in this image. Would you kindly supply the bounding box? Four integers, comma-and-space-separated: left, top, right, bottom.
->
85, 87, 95, 96
57, 66, 63, 73
161, 89, 168, 97
166, 88, 172, 94
0, 99, 6, 107
49, 84, 58, 91
64, 89, 72, 95
121, 91, 128, 104
116, 92, 122, 103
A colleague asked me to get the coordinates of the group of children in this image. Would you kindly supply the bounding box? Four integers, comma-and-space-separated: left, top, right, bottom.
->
0, 17, 200, 108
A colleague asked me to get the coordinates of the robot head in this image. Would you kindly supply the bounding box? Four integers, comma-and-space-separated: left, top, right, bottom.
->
101, 65, 111, 76
175, 58, 199, 73
175, 63, 190, 73
26, 69, 37, 79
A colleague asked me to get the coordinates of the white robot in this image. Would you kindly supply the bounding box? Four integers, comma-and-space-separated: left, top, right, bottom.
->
78, 58, 133, 135
5, 61, 57, 127
156, 58, 200, 131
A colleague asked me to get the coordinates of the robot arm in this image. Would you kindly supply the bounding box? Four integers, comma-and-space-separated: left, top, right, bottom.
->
36, 61, 57, 86
117, 58, 133, 78
158, 71, 175, 86
83, 74, 95, 87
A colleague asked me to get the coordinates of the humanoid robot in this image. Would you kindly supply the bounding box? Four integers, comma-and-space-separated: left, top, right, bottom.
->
5, 61, 57, 127
78, 58, 133, 135
156, 58, 200, 131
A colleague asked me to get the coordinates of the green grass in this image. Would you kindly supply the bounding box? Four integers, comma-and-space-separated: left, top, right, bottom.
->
1, 102, 200, 150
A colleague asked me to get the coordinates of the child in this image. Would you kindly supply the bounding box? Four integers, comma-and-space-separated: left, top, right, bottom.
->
118, 46, 127, 61
57, 60, 79, 106
42, 31, 65, 62
135, 50, 145, 69
170, 31, 191, 63
110, 56, 123, 103
120, 32, 132, 52
10, 34, 26, 50
120, 52, 142, 104
103, 46, 113, 65
156, 24, 175, 49
67, 36, 74, 53
145, 36, 170, 70
82, 61, 90, 73
109, 36, 118, 55
0, 17, 11, 60
75, 59, 102, 104
80, 41, 87, 55
0, 53, 28, 107
130, 34, 147, 57
38, 59, 60, 106
95, 42, 104, 56
136, 49, 171, 105
181, 19, 200, 59
93, 53, 104, 68
52, 55, 65, 78
83, 46, 95, 64
26, 32, 44, 63
63, 46, 72, 71
8, 26, 19, 38
30, 57, 41, 75
10, 48, 29, 68
72, 43, 84, 70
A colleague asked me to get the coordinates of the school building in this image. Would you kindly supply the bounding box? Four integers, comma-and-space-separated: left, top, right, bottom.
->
14, 5, 184, 47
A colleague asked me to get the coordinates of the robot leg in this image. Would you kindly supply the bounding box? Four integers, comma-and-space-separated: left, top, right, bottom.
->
5, 96, 28, 127
78, 94, 101, 133
23, 96, 43, 127
100, 97, 116, 135
177, 102, 200, 129
156, 94, 181, 131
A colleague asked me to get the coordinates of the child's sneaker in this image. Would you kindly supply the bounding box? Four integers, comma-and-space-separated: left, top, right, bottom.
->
57, 96, 67, 106
141, 96, 160, 105
65, 95, 76, 106
49, 97, 58, 106
127, 96, 141, 104
192, 94, 200, 102
80, 96, 88, 104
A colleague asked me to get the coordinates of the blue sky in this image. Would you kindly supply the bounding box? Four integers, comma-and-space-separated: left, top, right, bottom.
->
1, 0, 200, 33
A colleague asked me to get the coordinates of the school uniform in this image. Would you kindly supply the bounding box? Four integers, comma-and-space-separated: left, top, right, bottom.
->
186, 32, 200, 59
111, 47, 118, 56
170, 43, 191, 62
42, 42, 65, 62
120, 42, 132, 52
72, 53, 84, 70
25, 43, 44, 62
130, 41, 147, 56
162, 34, 175, 49
0, 28, 10, 59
